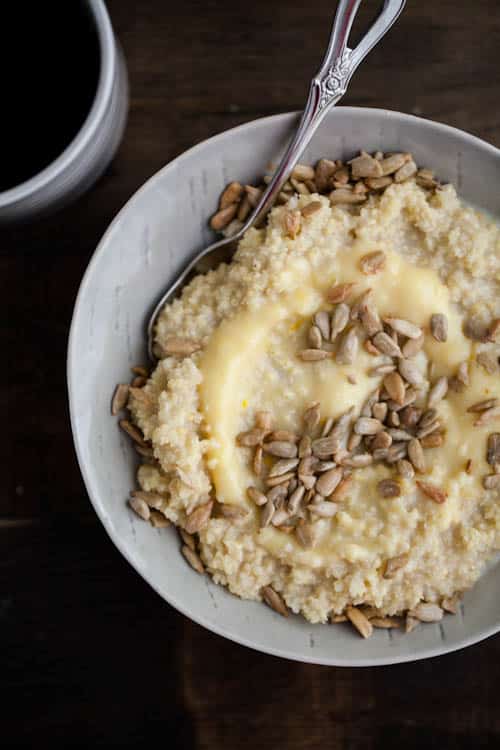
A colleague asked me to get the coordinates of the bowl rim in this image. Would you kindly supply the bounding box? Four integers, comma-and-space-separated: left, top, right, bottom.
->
0, 0, 115, 207
68, 106, 500, 666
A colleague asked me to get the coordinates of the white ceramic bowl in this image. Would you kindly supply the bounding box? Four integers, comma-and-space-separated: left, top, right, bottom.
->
68, 107, 500, 666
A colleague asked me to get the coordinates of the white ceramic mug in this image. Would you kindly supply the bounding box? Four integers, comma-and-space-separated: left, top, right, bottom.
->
0, 0, 128, 224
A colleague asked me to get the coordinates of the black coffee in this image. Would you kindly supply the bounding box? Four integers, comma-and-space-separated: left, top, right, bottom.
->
1, 2, 101, 192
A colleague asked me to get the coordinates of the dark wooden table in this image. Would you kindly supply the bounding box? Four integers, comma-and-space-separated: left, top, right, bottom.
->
3, 1, 500, 746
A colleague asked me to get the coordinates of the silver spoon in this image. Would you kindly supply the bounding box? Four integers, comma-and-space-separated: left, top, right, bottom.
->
148, 0, 406, 360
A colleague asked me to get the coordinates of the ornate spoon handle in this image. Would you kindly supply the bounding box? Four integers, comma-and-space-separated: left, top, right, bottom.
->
251, 0, 406, 226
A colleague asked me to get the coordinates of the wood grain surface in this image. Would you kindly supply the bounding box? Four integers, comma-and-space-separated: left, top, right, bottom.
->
2, 1, 500, 746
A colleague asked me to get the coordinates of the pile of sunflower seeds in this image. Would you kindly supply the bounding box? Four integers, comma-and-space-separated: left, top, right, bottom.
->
209, 150, 439, 236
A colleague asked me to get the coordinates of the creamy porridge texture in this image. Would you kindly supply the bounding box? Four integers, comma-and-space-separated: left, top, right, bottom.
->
121, 159, 500, 635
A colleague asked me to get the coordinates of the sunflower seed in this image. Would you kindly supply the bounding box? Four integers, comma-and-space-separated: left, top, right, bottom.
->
426, 314, 448, 344
179, 528, 196, 550
321, 417, 335, 437
119, 419, 148, 448
349, 151, 383, 179
346, 606, 373, 638
300, 474, 317, 490
365, 339, 382, 356
372, 402, 388, 422
111, 384, 130, 415
131, 375, 147, 388
386, 443, 408, 463
371, 617, 402, 629
467, 398, 499, 414
298, 435, 312, 457
336, 327, 358, 365
210, 203, 238, 231
330, 303, 350, 341
378, 479, 401, 498
416, 168, 437, 189
473, 406, 500, 426
441, 595, 460, 614
361, 389, 381, 417
399, 406, 421, 429
304, 402, 321, 433
263, 441, 298, 458
387, 388, 417, 412
372, 448, 389, 461
315, 158, 337, 191
383, 317, 422, 339
315, 460, 337, 473
416, 481, 447, 503
266, 430, 299, 443
463, 316, 489, 342
398, 358, 424, 386
295, 519, 314, 548
418, 408, 436, 429
343, 453, 373, 468
407, 438, 425, 472
483, 474, 500, 490
427, 376, 449, 409
219, 181, 244, 209
331, 475, 353, 501
487, 434, 500, 467
402, 334, 424, 358
405, 616, 420, 633
245, 184, 263, 207
348, 433, 362, 451
131, 490, 164, 510
360, 298, 383, 336
265, 472, 295, 488
267, 484, 289, 504
217, 504, 248, 520
298, 456, 317, 475
308, 500, 338, 517
298, 348, 330, 362
262, 586, 289, 616
283, 209, 302, 238
329, 407, 355, 447
477, 350, 498, 374
364, 176, 393, 190
185, 500, 213, 534
314, 310, 331, 340
383, 371, 406, 405
287, 485, 305, 514
182, 545, 205, 574
387, 410, 400, 428
330, 188, 366, 204
129, 496, 150, 521
253, 445, 263, 475
292, 163, 315, 181
359, 251, 386, 275
417, 419, 441, 439
380, 153, 409, 175
354, 417, 383, 435
271, 509, 290, 527
312, 436, 337, 459
373, 331, 402, 358
260, 499, 275, 527
315, 467, 344, 497
421, 432, 445, 448
394, 159, 417, 182
247, 486, 268, 506
397, 459, 415, 479
384, 553, 409, 578
371, 431, 393, 451
327, 283, 357, 305
487, 318, 500, 342
238, 427, 268, 447
237, 195, 251, 221
408, 602, 443, 622
308, 325, 323, 349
